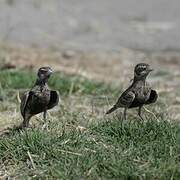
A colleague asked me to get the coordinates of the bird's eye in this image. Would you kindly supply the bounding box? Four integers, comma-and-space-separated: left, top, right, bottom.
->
140, 66, 146, 71
40, 70, 47, 73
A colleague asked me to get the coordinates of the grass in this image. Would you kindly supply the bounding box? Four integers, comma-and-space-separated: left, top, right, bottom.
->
0, 118, 179, 179
0, 69, 116, 97
0, 69, 179, 179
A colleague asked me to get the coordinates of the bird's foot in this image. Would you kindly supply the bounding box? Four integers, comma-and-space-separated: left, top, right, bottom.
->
18, 123, 33, 130
42, 122, 49, 131
138, 115, 144, 121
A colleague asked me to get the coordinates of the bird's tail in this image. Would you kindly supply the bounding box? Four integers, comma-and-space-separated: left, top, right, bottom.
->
106, 105, 117, 114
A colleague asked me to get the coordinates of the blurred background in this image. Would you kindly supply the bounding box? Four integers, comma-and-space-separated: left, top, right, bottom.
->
0, 0, 180, 95
1, 0, 180, 108
0, 0, 180, 51
0, 0, 179, 85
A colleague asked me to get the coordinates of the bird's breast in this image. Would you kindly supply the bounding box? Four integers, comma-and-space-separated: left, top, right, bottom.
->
33, 90, 51, 105
134, 86, 151, 103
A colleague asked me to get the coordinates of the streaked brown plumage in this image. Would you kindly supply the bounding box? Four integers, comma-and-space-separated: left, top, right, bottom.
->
106, 63, 158, 120
20, 67, 59, 128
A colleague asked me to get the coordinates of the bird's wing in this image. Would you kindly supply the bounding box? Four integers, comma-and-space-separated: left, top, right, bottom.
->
116, 90, 135, 108
145, 90, 158, 104
20, 91, 33, 117
47, 90, 60, 110
106, 90, 135, 114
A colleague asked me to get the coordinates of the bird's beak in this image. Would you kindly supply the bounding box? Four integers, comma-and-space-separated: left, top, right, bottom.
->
48, 68, 53, 75
148, 68, 153, 72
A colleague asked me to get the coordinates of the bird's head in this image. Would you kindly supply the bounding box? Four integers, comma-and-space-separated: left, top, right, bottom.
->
134, 63, 153, 79
37, 67, 53, 82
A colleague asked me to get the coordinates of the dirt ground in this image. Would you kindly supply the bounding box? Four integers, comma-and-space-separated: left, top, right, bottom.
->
1, 43, 180, 81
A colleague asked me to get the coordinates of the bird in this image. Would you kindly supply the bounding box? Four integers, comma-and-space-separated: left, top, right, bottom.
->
106, 63, 158, 120
20, 67, 59, 128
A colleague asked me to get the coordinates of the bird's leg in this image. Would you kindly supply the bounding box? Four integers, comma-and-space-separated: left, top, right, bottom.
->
43, 110, 47, 121
20, 115, 31, 129
138, 106, 144, 121
42, 110, 48, 130
123, 108, 127, 120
